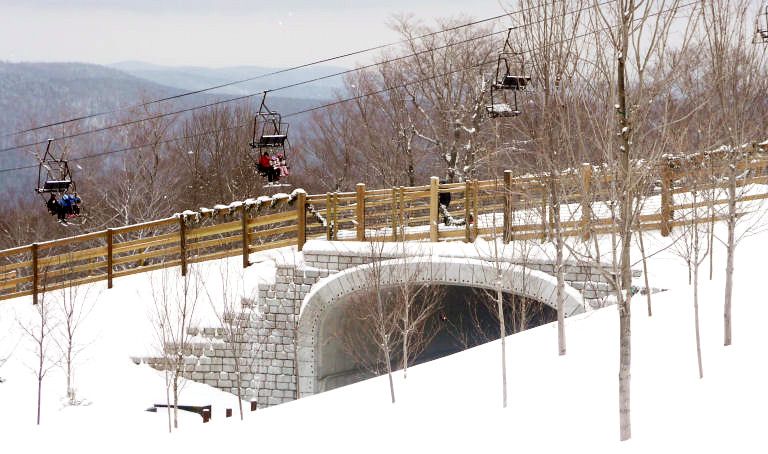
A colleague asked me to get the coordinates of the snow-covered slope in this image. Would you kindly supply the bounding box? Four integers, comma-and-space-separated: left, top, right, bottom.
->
0, 220, 765, 453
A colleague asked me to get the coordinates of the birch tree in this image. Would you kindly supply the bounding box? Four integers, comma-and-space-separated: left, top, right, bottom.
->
54, 275, 96, 405
699, 0, 768, 346
670, 163, 711, 378
18, 278, 58, 425
149, 267, 200, 430
204, 263, 257, 421
588, 0, 698, 440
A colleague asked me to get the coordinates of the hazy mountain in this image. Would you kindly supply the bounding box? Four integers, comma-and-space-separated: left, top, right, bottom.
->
110, 61, 348, 100
0, 61, 327, 196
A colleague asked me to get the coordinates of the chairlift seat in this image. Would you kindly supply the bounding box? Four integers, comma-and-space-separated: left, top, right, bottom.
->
38, 179, 72, 193
255, 134, 288, 147
498, 75, 531, 90
486, 104, 520, 118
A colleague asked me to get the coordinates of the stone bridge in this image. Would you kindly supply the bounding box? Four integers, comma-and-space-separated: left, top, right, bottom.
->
143, 240, 617, 408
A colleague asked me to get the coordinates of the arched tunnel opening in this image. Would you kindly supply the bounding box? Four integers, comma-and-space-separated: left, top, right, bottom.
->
316, 285, 557, 392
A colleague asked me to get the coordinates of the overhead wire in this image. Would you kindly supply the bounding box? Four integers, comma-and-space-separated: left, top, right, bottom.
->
0, 28, 507, 155
0, 0, 620, 156
0, 0, 697, 175
1, 6, 551, 139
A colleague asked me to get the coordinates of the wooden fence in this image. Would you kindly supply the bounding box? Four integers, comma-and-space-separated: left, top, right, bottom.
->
2, 145, 767, 303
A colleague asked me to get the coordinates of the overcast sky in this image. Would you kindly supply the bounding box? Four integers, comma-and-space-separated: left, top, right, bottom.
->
0, 0, 508, 68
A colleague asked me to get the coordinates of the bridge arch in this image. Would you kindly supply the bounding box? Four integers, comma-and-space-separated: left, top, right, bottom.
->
296, 257, 585, 397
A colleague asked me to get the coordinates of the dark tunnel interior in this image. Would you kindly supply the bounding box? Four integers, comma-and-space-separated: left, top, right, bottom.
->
317, 284, 557, 392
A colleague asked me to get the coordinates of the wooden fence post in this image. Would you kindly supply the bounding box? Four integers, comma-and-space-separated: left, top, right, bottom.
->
106, 228, 114, 289
660, 163, 673, 237
332, 193, 339, 240
399, 187, 405, 239
391, 187, 398, 241
325, 193, 333, 241
503, 170, 512, 243
356, 183, 366, 241
179, 216, 187, 276
580, 164, 593, 240
429, 176, 439, 242
297, 192, 307, 251
241, 206, 250, 268
31, 243, 39, 305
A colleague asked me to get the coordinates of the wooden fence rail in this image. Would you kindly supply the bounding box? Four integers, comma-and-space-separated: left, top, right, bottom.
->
2, 148, 767, 303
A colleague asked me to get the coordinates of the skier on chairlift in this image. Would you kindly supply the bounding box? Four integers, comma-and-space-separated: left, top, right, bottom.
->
258, 150, 279, 183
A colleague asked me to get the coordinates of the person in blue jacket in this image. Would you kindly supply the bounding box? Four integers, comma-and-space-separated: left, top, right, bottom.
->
58, 193, 82, 220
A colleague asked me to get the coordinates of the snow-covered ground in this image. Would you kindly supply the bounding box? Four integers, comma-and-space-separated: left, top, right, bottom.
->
1, 207, 766, 452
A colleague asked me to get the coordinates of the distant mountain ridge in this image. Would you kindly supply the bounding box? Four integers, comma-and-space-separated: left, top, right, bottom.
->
0, 61, 328, 195
110, 61, 347, 100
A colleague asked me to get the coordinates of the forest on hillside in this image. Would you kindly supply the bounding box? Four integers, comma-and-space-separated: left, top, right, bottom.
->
0, 0, 766, 253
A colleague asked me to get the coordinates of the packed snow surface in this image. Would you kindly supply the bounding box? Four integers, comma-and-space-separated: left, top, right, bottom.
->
1, 217, 767, 452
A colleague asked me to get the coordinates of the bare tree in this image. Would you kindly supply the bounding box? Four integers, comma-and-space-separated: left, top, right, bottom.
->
392, 241, 444, 379
699, 0, 768, 346
18, 277, 58, 425
507, 0, 588, 357
203, 262, 258, 420
334, 239, 399, 403
587, 0, 699, 440
149, 267, 200, 430
53, 275, 97, 405
670, 166, 711, 378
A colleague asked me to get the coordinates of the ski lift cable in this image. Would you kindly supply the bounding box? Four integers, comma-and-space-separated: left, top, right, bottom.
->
0, 0, 620, 156
1, 1, 579, 140
0, 29, 507, 156
284, 0, 700, 120
0, 123, 250, 174
0, 0, 698, 176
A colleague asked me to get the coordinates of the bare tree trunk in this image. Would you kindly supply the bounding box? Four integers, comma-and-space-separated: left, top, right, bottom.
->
693, 246, 704, 379
378, 288, 396, 404
173, 375, 179, 429
617, 37, 633, 443
497, 283, 508, 408
724, 169, 736, 346
235, 361, 244, 421
552, 177, 566, 356
402, 301, 409, 379
36, 365, 43, 425
637, 226, 652, 317
164, 370, 172, 433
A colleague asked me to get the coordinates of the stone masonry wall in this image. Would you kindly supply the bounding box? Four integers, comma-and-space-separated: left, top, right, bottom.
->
141, 263, 332, 409
140, 241, 632, 408
302, 247, 622, 303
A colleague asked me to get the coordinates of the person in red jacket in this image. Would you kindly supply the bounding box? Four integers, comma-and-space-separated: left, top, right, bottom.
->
257, 151, 279, 183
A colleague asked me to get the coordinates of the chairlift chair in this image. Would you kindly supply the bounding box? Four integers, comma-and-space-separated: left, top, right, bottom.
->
250, 94, 289, 151
35, 139, 87, 225
36, 139, 73, 194
249, 93, 292, 187
756, 2, 768, 44
486, 29, 531, 118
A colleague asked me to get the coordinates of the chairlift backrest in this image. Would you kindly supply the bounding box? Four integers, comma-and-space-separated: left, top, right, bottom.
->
758, 3, 768, 42
487, 28, 531, 119
250, 96, 290, 150
36, 139, 75, 194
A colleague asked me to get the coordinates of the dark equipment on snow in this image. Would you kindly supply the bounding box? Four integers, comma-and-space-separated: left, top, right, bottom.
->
249, 93, 292, 187
487, 28, 531, 118
756, 2, 768, 44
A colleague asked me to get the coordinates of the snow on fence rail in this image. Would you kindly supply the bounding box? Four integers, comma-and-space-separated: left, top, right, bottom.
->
1, 144, 768, 303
